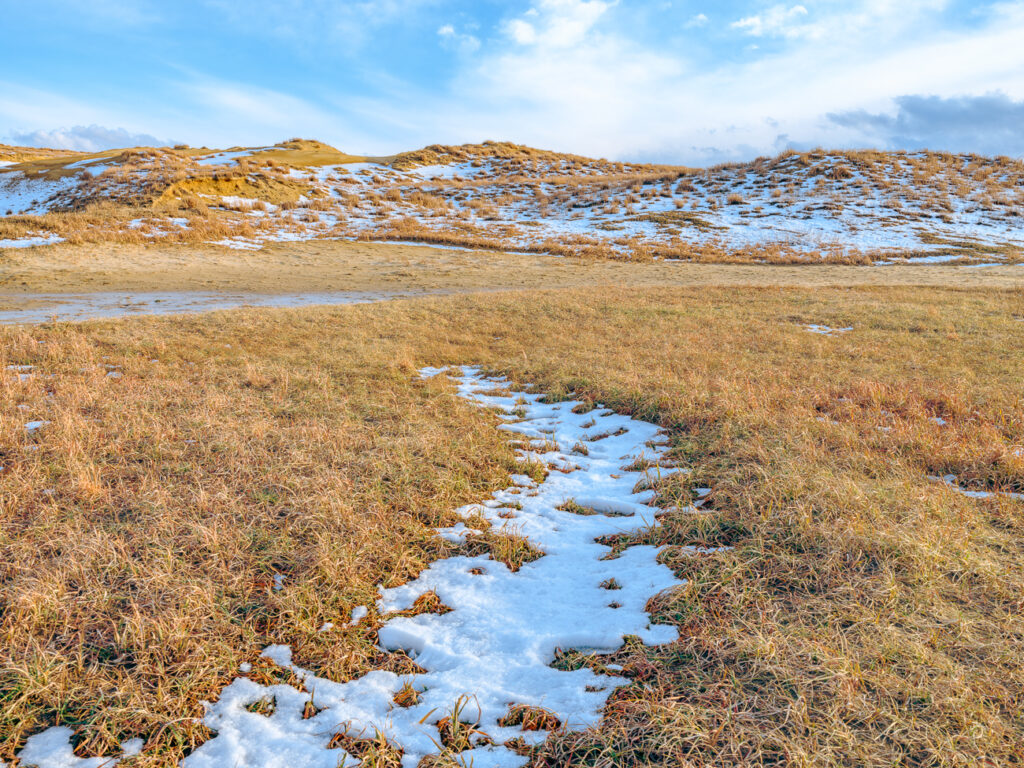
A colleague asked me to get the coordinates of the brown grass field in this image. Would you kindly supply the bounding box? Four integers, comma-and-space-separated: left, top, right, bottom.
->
2, 282, 1023, 766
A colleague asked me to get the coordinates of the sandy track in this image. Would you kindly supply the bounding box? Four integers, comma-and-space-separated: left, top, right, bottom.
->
2, 241, 1023, 302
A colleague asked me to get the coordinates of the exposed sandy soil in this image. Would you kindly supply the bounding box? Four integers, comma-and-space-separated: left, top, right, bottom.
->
2, 240, 1024, 302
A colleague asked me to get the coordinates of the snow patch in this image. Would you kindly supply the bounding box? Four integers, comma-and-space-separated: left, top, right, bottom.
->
195, 149, 258, 167
929, 474, 1023, 501
17, 727, 142, 768
0, 234, 65, 249
805, 324, 853, 336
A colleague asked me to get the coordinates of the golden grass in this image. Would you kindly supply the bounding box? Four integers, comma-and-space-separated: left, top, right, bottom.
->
1, 285, 1023, 765
0, 144, 80, 166
385, 141, 652, 173
157, 174, 308, 206
0, 204, 269, 248
249, 139, 367, 167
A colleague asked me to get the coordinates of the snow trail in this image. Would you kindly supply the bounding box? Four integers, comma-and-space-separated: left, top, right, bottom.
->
18, 366, 689, 768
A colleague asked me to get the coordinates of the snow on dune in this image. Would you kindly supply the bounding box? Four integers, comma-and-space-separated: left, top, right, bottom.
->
64, 157, 112, 172
405, 163, 480, 180
194, 146, 288, 167
0, 171, 80, 215
4, 147, 1021, 261
194, 149, 259, 166
17, 366, 691, 768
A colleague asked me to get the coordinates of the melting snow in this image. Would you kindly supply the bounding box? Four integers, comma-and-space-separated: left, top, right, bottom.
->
405, 163, 479, 180
901, 254, 964, 264
0, 234, 65, 248
346, 605, 368, 628
805, 324, 853, 335
17, 729, 143, 768
195, 149, 261, 167
929, 474, 1024, 501
17, 366, 689, 768
0, 171, 80, 215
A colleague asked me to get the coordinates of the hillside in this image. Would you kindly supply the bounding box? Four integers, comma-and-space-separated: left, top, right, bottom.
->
2, 139, 1022, 264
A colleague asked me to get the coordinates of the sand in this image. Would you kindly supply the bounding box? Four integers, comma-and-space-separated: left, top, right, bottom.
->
1, 240, 1022, 312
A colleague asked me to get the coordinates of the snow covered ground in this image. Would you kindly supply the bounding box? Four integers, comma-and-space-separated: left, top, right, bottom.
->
193, 147, 284, 166
15, 366, 694, 767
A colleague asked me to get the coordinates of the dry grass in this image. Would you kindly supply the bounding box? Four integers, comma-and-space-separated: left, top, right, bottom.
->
1, 285, 1024, 766
0, 309, 518, 762
0, 144, 80, 165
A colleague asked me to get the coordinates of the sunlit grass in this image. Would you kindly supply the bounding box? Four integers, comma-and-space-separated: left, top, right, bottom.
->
1, 284, 1022, 765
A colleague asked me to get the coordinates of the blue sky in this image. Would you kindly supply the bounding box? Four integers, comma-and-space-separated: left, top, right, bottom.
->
2, 0, 1023, 164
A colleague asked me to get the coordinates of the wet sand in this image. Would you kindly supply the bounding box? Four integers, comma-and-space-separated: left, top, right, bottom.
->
0, 290, 419, 324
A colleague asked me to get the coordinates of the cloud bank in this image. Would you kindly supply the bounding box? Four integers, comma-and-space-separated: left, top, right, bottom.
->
828, 93, 1024, 156
6, 124, 173, 152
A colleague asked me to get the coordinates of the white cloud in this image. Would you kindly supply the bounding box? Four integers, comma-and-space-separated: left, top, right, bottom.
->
685, 13, 708, 28
502, 0, 615, 48
6, 124, 172, 151
438, 23, 481, 54
731, 4, 810, 38
506, 19, 538, 44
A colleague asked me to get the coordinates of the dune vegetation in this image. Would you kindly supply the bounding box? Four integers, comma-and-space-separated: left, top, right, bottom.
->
2, 140, 1022, 265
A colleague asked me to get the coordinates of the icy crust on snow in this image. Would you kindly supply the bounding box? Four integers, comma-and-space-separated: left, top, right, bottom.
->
17, 366, 686, 768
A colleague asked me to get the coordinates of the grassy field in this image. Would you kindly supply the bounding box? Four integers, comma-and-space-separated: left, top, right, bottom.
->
2, 284, 1023, 766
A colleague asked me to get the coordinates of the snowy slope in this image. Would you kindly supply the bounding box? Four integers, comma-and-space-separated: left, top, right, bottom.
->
2, 142, 1022, 262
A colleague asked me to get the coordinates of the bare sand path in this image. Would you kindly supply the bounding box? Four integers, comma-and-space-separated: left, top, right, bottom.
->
1, 239, 1021, 322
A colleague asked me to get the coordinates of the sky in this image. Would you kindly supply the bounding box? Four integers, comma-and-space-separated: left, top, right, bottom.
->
2, 0, 1023, 165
